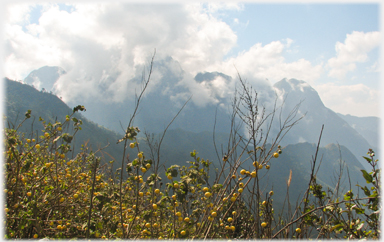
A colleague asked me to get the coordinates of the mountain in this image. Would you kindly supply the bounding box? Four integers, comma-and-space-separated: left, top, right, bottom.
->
20, 65, 378, 170
26, 58, 233, 135
4, 77, 370, 214
337, 113, 380, 148
4, 77, 131, 170
23, 66, 66, 93
273, 78, 375, 169
139, 128, 367, 211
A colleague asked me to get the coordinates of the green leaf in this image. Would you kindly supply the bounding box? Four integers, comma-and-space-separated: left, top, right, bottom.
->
362, 156, 372, 163
126, 164, 132, 173
361, 170, 373, 183
53, 136, 61, 143
96, 222, 103, 229
356, 222, 364, 231
170, 169, 178, 177
330, 224, 343, 232
62, 133, 73, 143
25, 110, 31, 119
21, 160, 31, 172
356, 208, 365, 214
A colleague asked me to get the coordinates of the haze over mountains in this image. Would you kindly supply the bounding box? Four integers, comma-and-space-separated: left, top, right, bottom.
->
5, 75, 371, 211
4, 54, 377, 210
20, 62, 379, 170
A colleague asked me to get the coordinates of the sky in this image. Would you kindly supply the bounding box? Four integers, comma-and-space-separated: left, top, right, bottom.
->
1, 1, 382, 117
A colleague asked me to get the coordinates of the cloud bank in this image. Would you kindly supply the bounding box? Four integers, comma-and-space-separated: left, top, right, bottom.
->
315, 83, 379, 117
327, 31, 380, 79
3, 3, 380, 117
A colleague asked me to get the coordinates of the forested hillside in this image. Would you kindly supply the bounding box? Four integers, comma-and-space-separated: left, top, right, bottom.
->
4, 77, 379, 239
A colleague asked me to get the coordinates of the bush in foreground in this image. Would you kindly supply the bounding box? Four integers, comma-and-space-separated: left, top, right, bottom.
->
3, 106, 380, 239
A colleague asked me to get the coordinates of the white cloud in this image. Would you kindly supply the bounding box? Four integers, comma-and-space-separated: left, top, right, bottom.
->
315, 83, 379, 117
214, 39, 323, 85
201, 2, 244, 14
367, 61, 379, 73
4, 3, 238, 104
5, 3, 33, 25
6, 2, 378, 118
4, 2, 325, 109
327, 31, 380, 79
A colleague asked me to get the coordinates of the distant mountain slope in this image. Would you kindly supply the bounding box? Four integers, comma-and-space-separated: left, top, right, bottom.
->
24, 66, 66, 92
4, 77, 369, 214
273, 78, 375, 169
143, 128, 366, 211
337, 113, 380, 148
4, 78, 128, 168
20, 66, 378, 171
25, 59, 232, 135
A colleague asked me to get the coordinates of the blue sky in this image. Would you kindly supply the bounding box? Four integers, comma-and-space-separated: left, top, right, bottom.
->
219, 3, 380, 86
3, 2, 381, 117
235, 4, 378, 58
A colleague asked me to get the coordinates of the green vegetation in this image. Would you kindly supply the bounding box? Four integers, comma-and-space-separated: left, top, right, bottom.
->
3, 57, 380, 239
3, 106, 380, 239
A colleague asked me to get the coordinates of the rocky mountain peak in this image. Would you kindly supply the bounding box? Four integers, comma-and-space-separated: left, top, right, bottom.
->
273, 78, 325, 111
23, 66, 66, 92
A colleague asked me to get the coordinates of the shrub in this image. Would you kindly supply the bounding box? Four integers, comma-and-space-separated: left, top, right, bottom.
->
3, 55, 380, 239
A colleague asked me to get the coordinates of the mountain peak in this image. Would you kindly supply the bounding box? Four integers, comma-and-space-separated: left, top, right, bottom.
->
24, 66, 66, 92
273, 78, 314, 93
273, 78, 325, 110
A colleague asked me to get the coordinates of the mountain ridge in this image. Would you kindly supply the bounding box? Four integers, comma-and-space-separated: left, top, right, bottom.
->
17, 65, 379, 170
4, 77, 370, 213
273, 78, 377, 169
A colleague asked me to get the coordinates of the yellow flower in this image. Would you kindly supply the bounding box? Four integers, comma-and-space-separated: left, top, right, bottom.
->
261, 222, 267, 228
273, 152, 279, 158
